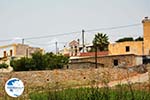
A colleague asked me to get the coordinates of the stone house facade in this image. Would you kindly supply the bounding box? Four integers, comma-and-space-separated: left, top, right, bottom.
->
69, 54, 143, 68
0, 43, 44, 64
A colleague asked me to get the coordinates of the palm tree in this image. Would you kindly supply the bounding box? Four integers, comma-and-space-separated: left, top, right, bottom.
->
92, 33, 109, 51
92, 33, 109, 68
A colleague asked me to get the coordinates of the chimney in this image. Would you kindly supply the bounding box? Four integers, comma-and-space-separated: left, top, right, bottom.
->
145, 16, 148, 19
142, 16, 150, 23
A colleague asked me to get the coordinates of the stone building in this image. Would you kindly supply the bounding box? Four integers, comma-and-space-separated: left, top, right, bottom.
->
69, 17, 150, 69
109, 17, 150, 55
69, 54, 143, 69
0, 43, 44, 65
0, 43, 44, 59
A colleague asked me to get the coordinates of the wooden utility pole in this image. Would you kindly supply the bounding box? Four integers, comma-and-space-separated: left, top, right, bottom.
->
95, 45, 98, 68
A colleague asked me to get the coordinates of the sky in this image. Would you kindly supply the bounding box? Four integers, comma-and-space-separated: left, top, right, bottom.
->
0, 0, 150, 52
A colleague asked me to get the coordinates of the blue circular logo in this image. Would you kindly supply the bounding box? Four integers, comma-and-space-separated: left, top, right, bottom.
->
5, 78, 24, 98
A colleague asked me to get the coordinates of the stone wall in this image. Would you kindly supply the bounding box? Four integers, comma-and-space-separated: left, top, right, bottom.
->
0, 68, 137, 88
67, 62, 104, 69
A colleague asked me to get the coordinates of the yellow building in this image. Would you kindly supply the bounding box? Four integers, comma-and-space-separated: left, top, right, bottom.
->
143, 17, 150, 55
109, 17, 150, 55
109, 41, 143, 55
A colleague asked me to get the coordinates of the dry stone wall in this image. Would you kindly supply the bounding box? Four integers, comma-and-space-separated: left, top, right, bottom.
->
0, 68, 137, 88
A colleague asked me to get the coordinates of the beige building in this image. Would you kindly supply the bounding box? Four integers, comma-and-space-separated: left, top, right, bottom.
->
109, 41, 143, 55
0, 43, 44, 72
0, 43, 44, 60
109, 17, 150, 55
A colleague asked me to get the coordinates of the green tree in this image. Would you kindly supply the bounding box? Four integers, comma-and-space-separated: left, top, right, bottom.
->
10, 52, 69, 71
10, 57, 35, 71
116, 37, 134, 42
0, 63, 8, 69
43, 52, 69, 70
92, 33, 109, 51
32, 51, 45, 70
116, 37, 143, 42
135, 36, 143, 41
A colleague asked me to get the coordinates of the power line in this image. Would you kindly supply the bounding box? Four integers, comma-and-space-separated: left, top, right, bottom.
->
25, 23, 141, 40
0, 23, 141, 42
85, 23, 141, 32
26, 40, 68, 46
0, 39, 13, 42
24, 31, 81, 40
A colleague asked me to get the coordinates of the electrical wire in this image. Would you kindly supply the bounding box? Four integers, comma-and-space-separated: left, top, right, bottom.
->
0, 23, 141, 42
85, 23, 141, 32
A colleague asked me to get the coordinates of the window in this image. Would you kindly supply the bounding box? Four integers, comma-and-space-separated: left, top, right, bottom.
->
10, 50, 13, 56
4, 51, 7, 57
114, 59, 118, 66
126, 46, 130, 52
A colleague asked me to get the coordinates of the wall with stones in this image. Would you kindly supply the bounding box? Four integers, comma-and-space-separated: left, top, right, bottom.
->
67, 62, 104, 69
0, 68, 137, 88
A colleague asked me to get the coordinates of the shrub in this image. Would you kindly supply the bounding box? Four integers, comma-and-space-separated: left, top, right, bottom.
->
10, 52, 69, 71
0, 63, 8, 69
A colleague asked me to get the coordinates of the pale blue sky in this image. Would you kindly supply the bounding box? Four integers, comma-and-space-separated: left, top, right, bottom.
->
0, 0, 149, 52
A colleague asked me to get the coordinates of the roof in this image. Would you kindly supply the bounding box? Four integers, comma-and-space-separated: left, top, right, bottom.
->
0, 43, 43, 50
0, 44, 17, 49
69, 40, 79, 47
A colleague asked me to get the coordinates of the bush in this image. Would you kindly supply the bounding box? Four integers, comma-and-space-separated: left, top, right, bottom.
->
116, 37, 143, 43
0, 63, 8, 69
10, 52, 69, 71
116, 37, 134, 42
10, 57, 35, 71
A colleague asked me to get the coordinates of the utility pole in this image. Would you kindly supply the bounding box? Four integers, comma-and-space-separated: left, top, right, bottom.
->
22, 38, 24, 44
95, 45, 98, 68
55, 42, 58, 54
82, 29, 85, 53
